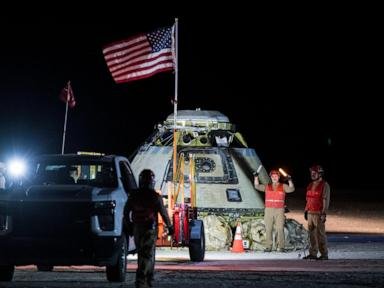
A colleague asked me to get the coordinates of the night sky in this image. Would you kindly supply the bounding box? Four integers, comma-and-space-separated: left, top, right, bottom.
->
0, 13, 382, 189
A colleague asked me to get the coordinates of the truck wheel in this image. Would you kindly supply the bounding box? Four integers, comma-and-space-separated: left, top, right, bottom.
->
0, 265, 14, 281
106, 234, 127, 282
189, 220, 205, 262
37, 265, 54, 272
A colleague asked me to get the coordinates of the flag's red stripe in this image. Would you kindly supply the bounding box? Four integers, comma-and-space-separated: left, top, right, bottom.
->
114, 62, 174, 83
114, 61, 174, 81
111, 51, 173, 77
114, 60, 174, 80
112, 57, 174, 79
104, 40, 150, 64
102, 35, 147, 55
115, 66, 174, 83
108, 49, 172, 72
106, 46, 152, 71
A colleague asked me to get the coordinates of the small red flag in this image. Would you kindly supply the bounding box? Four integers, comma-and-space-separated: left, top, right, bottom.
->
59, 81, 76, 108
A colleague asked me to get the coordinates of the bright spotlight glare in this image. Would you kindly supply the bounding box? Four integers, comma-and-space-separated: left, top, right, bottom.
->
8, 159, 26, 177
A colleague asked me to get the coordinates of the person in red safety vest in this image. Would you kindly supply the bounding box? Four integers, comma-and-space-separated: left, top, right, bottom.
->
254, 169, 295, 252
303, 164, 330, 260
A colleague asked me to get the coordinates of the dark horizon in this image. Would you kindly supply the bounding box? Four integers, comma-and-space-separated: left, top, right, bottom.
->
0, 14, 382, 190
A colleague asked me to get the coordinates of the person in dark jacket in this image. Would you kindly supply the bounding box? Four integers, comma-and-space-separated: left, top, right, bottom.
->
126, 169, 174, 288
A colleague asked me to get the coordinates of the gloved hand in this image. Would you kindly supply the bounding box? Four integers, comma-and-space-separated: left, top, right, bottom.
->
304, 210, 308, 221
320, 213, 326, 223
286, 175, 292, 181
167, 225, 174, 236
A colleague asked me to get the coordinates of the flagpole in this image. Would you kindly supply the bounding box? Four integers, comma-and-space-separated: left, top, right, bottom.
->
61, 82, 70, 154
174, 18, 178, 123
172, 18, 179, 205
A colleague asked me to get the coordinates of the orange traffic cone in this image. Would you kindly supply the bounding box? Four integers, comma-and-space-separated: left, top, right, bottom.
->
231, 222, 245, 253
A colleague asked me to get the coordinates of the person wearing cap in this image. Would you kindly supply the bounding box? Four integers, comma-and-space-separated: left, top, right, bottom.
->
254, 169, 295, 252
303, 164, 330, 260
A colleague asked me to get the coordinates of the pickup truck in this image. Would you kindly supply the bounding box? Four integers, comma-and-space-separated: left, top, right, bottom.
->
0, 154, 137, 282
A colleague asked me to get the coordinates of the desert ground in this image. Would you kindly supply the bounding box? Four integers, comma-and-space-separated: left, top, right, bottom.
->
1, 187, 383, 287
286, 187, 384, 234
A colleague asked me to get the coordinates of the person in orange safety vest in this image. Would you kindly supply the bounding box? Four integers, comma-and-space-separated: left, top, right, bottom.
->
254, 169, 294, 252
303, 164, 330, 260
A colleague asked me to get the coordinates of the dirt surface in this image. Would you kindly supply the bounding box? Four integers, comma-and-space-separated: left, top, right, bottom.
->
286, 188, 384, 234
1, 269, 383, 288
1, 188, 383, 287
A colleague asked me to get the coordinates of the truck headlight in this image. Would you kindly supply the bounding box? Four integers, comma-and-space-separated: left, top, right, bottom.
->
8, 159, 26, 178
0, 201, 8, 231
93, 201, 116, 215
93, 201, 116, 231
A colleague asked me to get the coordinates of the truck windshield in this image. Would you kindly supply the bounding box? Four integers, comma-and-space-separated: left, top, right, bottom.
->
33, 161, 117, 188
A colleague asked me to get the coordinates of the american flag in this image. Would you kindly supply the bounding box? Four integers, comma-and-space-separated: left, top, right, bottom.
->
59, 81, 76, 108
102, 26, 175, 83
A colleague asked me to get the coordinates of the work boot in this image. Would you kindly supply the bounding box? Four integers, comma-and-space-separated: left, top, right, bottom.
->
147, 277, 153, 287
264, 247, 272, 252
135, 277, 147, 288
302, 254, 317, 260
277, 248, 286, 252
147, 273, 154, 287
317, 255, 329, 260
